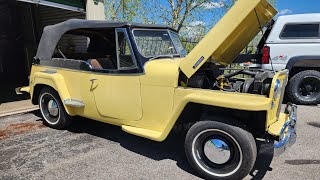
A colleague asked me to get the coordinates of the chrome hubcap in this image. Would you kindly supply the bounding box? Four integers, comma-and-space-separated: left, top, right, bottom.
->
204, 139, 231, 164
47, 99, 59, 117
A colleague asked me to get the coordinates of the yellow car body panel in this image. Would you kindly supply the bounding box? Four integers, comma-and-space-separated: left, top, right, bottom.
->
140, 59, 181, 87
31, 71, 74, 115
268, 113, 288, 136
119, 60, 179, 132
180, 0, 277, 78
172, 88, 272, 111
266, 70, 289, 128
29, 67, 95, 117
91, 74, 142, 121
121, 69, 286, 142
28, 65, 288, 142
23, 0, 290, 143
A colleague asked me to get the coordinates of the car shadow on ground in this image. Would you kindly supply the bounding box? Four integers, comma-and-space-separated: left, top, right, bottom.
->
250, 140, 274, 180
32, 111, 274, 179
64, 116, 200, 176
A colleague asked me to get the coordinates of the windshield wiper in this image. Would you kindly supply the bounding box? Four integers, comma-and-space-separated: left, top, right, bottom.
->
149, 55, 175, 61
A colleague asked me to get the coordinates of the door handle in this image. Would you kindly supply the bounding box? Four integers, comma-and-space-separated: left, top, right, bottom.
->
90, 78, 98, 82
90, 78, 98, 91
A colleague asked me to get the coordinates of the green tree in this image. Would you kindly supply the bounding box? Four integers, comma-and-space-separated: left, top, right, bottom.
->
104, 0, 277, 31
104, 0, 144, 22
143, 0, 231, 32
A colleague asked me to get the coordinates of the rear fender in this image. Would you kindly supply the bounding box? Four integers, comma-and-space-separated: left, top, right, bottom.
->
31, 71, 75, 115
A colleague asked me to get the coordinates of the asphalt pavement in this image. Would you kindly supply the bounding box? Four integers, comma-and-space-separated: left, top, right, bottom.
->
0, 105, 320, 180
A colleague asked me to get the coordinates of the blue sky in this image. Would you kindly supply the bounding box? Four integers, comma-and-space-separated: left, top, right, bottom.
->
104, 0, 320, 32
196, 0, 320, 31
277, 0, 320, 15
178, 0, 320, 35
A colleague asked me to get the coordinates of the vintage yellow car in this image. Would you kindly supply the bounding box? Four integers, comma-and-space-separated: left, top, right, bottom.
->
18, 0, 297, 179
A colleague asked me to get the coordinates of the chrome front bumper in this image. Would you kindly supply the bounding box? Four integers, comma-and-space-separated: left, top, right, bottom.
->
274, 103, 297, 156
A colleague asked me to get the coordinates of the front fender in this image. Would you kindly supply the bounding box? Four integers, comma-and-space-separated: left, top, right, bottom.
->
156, 88, 272, 141
31, 71, 75, 115
174, 88, 272, 112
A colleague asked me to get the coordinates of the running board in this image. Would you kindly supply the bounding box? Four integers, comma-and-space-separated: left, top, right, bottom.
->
64, 99, 85, 107
121, 125, 163, 142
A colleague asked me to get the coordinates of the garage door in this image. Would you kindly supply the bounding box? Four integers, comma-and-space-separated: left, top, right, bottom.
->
39, 5, 88, 54
39, 5, 85, 29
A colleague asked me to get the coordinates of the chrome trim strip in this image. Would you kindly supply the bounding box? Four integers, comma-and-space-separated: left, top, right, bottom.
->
51, 58, 92, 69
40, 69, 57, 74
64, 98, 85, 107
33, 64, 145, 76
274, 103, 297, 156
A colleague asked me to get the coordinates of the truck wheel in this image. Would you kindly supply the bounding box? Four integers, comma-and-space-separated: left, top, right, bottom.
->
287, 70, 320, 105
185, 121, 256, 180
38, 87, 71, 129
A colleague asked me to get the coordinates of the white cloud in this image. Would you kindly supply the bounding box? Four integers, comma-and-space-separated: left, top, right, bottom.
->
278, 9, 292, 15
189, 21, 206, 27
201, 1, 225, 9
191, 1, 225, 9
181, 21, 207, 38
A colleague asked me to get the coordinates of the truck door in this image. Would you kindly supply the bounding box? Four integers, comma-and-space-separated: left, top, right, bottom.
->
92, 28, 142, 121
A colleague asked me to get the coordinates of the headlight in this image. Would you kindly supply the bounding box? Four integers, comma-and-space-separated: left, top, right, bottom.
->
274, 79, 282, 98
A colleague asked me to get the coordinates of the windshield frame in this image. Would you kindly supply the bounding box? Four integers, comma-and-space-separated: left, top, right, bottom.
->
131, 28, 185, 59
169, 30, 187, 57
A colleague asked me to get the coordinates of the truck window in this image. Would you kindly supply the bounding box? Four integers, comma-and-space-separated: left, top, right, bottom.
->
280, 24, 320, 39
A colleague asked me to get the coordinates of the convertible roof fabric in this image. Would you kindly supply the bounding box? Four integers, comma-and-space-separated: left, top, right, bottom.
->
35, 19, 175, 60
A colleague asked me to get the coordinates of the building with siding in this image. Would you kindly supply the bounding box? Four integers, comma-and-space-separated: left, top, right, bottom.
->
0, 0, 104, 89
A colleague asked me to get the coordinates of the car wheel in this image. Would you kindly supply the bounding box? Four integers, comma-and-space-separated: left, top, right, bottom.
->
38, 87, 71, 129
185, 121, 257, 180
287, 70, 320, 105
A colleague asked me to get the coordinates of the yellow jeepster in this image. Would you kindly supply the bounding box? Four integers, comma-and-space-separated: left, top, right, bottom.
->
18, 0, 297, 179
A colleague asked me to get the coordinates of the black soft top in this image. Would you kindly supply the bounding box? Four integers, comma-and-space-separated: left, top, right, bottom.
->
35, 19, 175, 60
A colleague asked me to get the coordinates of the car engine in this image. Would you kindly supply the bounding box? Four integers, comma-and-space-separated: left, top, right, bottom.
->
179, 63, 274, 96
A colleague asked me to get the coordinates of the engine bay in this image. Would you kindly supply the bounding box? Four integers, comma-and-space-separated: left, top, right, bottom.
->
179, 63, 275, 96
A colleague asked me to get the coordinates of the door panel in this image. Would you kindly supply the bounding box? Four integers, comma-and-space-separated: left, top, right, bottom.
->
92, 75, 142, 120
92, 28, 142, 121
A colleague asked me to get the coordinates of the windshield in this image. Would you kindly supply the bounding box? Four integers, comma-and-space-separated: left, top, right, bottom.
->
170, 32, 187, 57
133, 29, 187, 58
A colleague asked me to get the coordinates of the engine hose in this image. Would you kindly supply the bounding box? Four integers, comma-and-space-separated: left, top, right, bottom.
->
213, 82, 236, 92
224, 70, 257, 78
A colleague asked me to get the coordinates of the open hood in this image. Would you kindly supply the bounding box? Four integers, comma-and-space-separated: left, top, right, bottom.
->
180, 0, 277, 78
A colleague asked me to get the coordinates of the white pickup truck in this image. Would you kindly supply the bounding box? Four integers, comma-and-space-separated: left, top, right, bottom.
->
243, 13, 320, 105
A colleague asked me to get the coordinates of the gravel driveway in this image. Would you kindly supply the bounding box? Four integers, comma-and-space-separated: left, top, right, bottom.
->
0, 105, 320, 180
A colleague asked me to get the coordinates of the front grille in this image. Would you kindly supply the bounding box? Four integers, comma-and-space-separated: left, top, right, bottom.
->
276, 74, 289, 118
